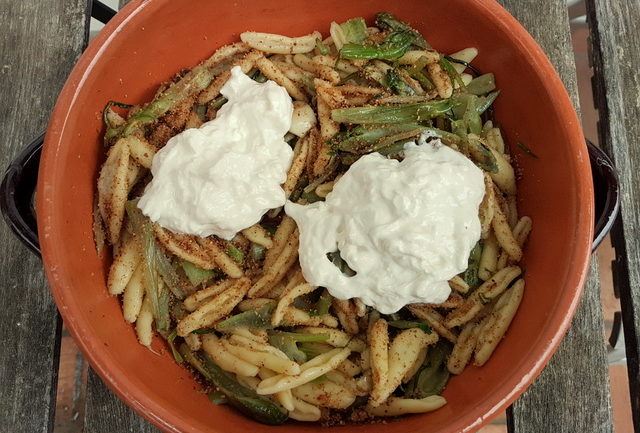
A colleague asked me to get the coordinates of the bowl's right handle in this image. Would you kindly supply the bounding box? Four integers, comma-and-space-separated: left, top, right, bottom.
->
588, 140, 620, 251
0, 133, 43, 257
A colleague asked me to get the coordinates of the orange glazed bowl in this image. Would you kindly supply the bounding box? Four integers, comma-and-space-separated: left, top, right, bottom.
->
38, 0, 593, 432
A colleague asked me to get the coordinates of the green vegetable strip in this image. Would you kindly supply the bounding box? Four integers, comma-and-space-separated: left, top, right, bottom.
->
476, 91, 500, 115
155, 248, 187, 299
226, 243, 245, 264
340, 17, 368, 44
250, 243, 266, 261
217, 302, 276, 331
314, 289, 333, 316
179, 345, 288, 425
374, 12, 428, 48
466, 73, 496, 95
331, 124, 425, 153
466, 136, 498, 173
340, 30, 415, 61
208, 389, 228, 405
268, 332, 329, 363
331, 99, 459, 124
315, 39, 330, 55
463, 241, 483, 290
181, 260, 215, 286
103, 101, 133, 143
167, 330, 184, 363
439, 56, 466, 90
142, 219, 171, 334
405, 341, 452, 398
386, 69, 415, 95
388, 320, 432, 334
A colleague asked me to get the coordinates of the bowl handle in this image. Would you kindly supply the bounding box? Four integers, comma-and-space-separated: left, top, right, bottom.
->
587, 140, 620, 251
1, 133, 43, 257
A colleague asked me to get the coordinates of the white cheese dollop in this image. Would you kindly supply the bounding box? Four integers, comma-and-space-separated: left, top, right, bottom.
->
138, 67, 294, 240
285, 138, 485, 314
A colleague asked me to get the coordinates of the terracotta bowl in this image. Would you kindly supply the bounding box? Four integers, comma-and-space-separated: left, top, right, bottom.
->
38, 0, 593, 431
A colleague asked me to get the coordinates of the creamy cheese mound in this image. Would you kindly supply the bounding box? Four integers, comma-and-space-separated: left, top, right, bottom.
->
138, 66, 293, 239
285, 138, 485, 314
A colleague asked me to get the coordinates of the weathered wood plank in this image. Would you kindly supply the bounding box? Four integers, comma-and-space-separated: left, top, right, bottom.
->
496, 1, 614, 432
84, 369, 159, 433
0, 1, 89, 432
586, 0, 640, 428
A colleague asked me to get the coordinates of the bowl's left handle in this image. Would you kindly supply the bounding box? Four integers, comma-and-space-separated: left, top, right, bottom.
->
0, 134, 43, 258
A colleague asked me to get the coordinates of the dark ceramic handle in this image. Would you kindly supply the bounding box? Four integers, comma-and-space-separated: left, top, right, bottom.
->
0, 133, 43, 257
0, 137, 622, 257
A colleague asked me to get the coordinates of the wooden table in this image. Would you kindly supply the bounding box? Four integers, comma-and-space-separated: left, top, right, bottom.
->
1, 1, 637, 431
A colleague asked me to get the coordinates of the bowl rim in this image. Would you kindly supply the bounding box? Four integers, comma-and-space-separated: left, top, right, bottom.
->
37, 0, 594, 432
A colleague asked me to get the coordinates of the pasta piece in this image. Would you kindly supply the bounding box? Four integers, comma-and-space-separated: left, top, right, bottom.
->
491, 200, 522, 261
353, 298, 367, 317
241, 224, 273, 249
177, 277, 250, 336
228, 328, 269, 344
221, 339, 301, 375
272, 283, 316, 326
397, 50, 440, 65
282, 306, 338, 327
107, 236, 141, 295
197, 49, 263, 104
263, 216, 296, 268
289, 395, 321, 422
237, 298, 273, 312
289, 101, 317, 138
513, 216, 533, 248
332, 298, 360, 334
248, 231, 299, 298
403, 345, 428, 383
183, 279, 234, 312
122, 262, 145, 323
258, 368, 295, 411
312, 55, 341, 84
474, 279, 525, 366
368, 319, 389, 406
154, 226, 216, 270
366, 396, 447, 416
407, 305, 458, 343
426, 61, 453, 99
488, 147, 517, 195
197, 236, 244, 278
184, 333, 202, 351
486, 127, 506, 153
240, 31, 322, 54
98, 137, 131, 245
313, 79, 344, 176
256, 348, 351, 395
201, 42, 252, 69
292, 380, 356, 409
447, 322, 480, 374
448, 275, 470, 294
255, 56, 308, 101
135, 295, 154, 347
444, 266, 521, 328
375, 328, 437, 406
478, 231, 499, 281
201, 334, 259, 377
292, 53, 316, 73
298, 327, 351, 347
282, 132, 310, 199
325, 370, 366, 396
336, 358, 362, 377
448, 47, 478, 74
124, 135, 156, 169
479, 173, 496, 239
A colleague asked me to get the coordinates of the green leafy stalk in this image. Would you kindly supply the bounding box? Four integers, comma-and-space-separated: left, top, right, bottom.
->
404, 341, 452, 399
386, 69, 415, 95
375, 12, 428, 48
167, 330, 183, 363
439, 56, 466, 90
180, 345, 288, 425
340, 17, 368, 44
250, 243, 266, 261
226, 243, 245, 264
466, 136, 498, 173
155, 248, 187, 299
103, 101, 133, 144
217, 302, 276, 331
462, 241, 483, 291
316, 38, 330, 55
327, 250, 356, 276
181, 261, 216, 286
330, 123, 425, 153
388, 320, 432, 334
314, 289, 333, 316
466, 73, 496, 95
268, 332, 329, 363
476, 91, 500, 115
340, 30, 415, 61
208, 389, 228, 405
331, 99, 459, 124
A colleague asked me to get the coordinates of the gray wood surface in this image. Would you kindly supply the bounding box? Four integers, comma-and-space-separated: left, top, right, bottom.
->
586, 0, 640, 429
0, 1, 89, 432
497, 1, 614, 432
